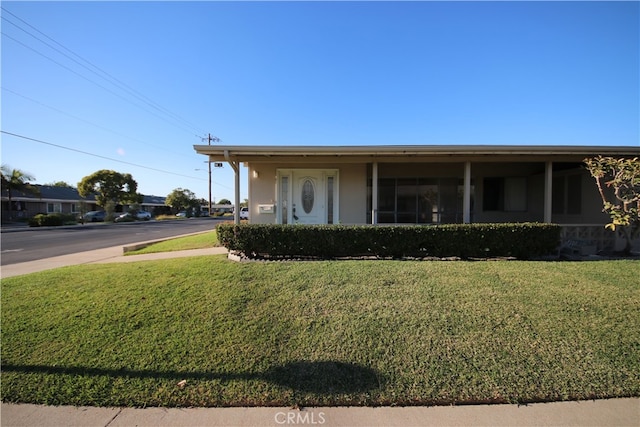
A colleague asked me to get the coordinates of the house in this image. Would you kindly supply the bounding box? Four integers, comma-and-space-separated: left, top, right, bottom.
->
1, 185, 97, 219
1, 185, 168, 220
193, 144, 640, 252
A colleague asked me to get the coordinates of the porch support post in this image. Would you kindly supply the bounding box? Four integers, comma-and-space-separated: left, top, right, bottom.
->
225, 150, 241, 224
544, 161, 553, 223
463, 161, 471, 223
371, 162, 378, 224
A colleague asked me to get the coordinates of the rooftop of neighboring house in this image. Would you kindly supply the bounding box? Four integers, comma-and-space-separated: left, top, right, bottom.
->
1, 185, 166, 206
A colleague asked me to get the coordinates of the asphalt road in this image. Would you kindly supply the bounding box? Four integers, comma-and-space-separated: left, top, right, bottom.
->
0, 217, 224, 266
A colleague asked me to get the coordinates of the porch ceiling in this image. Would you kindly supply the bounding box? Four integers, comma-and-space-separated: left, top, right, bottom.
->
193, 144, 640, 164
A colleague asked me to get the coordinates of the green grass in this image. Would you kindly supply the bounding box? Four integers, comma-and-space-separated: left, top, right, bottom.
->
1, 258, 639, 407
125, 231, 218, 255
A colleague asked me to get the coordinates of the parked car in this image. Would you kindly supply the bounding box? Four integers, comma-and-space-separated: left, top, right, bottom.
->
115, 211, 152, 222
136, 211, 152, 220
114, 212, 133, 222
84, 210, 106, 222
176, 211, 187, 218
240, 207, 249, 220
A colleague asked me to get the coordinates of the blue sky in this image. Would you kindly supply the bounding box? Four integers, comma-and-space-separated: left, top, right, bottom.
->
2, 1, 638, 202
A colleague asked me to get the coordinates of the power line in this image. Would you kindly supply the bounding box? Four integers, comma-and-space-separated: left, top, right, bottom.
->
1, 9, 207, 137
2, 86, 196, 160
1, 131, 238, 188
2, 31, 204, 138
1, 7, 207, 137
1, 8, 209, 138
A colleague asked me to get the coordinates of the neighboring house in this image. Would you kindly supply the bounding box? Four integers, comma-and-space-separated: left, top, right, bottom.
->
1, 185, 168, 220
193, 144, 640, 252
1, 185, 98, 219
139, 194, 170, 216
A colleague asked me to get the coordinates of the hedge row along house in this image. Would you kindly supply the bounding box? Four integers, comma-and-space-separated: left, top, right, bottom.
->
193, 144, 640, 254
0, 185, 168, 220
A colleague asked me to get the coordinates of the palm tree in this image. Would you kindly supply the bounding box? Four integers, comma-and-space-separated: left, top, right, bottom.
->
1, 165, 39, 221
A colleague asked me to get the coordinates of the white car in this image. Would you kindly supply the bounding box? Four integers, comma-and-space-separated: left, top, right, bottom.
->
115, 211, 152, 222
136, 211, 152, 220
239, 207, 249, 220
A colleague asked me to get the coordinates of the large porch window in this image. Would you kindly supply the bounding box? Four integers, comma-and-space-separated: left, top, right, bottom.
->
553, 174, 582, 215
483, 177, 527, 212
368, 177, 474, 224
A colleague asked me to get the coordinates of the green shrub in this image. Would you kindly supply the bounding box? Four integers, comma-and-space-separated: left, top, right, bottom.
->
28, 213, 77, 227
155, 214, 182, 221
28, 214, 45, 227
217, 223, 561, 260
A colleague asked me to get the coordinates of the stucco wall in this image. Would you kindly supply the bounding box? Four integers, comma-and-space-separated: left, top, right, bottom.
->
246, 164, 278, 224
246, 160, 611, 226
338, 164, 367, 224
246, 163, 367, 224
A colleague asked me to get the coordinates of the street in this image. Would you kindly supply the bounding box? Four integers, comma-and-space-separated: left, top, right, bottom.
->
0, 217, 224, 266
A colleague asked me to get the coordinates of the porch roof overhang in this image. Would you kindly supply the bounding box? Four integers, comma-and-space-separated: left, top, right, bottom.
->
193, 144, 640, 164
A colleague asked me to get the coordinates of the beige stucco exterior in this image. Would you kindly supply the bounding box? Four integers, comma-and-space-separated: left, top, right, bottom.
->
193, 145, 638, 231
246, 163, 367, 224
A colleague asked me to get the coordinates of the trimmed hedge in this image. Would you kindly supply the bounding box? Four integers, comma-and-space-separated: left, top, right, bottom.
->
216, 223, 561, 260
28, 213, 77, 227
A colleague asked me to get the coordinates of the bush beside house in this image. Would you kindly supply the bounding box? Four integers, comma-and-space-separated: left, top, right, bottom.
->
27, 213, 78, 227
217, 223, 561, 260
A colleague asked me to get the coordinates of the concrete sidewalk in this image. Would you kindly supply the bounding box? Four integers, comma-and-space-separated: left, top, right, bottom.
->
1, 243, 228, 279
2, 398, 638, 426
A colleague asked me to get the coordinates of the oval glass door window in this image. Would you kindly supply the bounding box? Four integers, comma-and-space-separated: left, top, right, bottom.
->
301, 179, 315, 213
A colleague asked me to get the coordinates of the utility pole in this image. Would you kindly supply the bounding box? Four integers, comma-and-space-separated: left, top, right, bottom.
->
202, 133, 220, 216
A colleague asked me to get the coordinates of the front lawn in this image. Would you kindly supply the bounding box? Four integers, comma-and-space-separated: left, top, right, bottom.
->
1, 258, 638, 407
125, 231, 218, 255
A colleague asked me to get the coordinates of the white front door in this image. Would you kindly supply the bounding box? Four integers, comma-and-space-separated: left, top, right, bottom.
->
292, 172, 325, 224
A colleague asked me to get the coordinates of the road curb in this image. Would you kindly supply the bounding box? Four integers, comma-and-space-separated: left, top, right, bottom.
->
121, 230, 215, 254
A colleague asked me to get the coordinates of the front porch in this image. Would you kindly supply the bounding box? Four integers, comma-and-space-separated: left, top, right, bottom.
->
366, 161, 602, 226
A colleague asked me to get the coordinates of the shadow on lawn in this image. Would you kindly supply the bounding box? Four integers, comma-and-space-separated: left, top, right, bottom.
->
2, 360, 382, 395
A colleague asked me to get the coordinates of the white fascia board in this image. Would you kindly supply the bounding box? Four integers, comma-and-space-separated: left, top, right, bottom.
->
194, 144, 640, 158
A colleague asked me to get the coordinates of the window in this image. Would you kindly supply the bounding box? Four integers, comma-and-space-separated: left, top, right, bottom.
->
567, 175, 581, 215
301, 179, 315, 214
280, 175, 289, 224
377, 178, 396, 223
483, 178, 504, 211
47, 203, 62, 213
372, 177, 472, 224
504, 177, 527, 211
552, 174, 582, 215
417, 179, 439, 223
483, 177, 526, 212
327, 176, 334, 224
397, 179, 417, 223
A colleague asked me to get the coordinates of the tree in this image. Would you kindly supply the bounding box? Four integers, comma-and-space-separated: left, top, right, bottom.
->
584, 156, 640, 255
78, 170, 142, 212
45, 181, 75, 188
166, 188, 197, 215
1, 165, 40, 221
218, 199, 232, 205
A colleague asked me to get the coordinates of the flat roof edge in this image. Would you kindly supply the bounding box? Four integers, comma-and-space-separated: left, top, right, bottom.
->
194, 144, 640, 157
